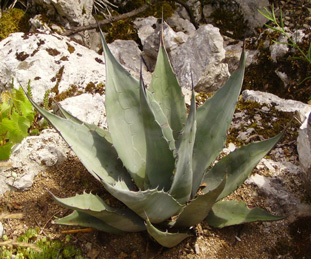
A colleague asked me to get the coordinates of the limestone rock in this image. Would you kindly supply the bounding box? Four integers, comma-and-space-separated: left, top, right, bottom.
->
171, 24, 226, 90
195, 62, 230, 92
242, 90, 311, 116
246, 159, 311, 220
33, 0, 100, 50
141, 21, 189, 71
166, 13, 196, 36
297, 112, 311, 197
108, 39, 151, 84
34, 0, 94, 25
0, 129, 71, 195
108, 40, 142, 74
59, 93, 107, 128
0, 32, 106, 104
235, 0, 270, 32
270, 34, 289, 63
134, 16, 158, 46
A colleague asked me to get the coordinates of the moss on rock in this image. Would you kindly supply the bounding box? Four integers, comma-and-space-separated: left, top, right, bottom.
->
0, 8, 30, 40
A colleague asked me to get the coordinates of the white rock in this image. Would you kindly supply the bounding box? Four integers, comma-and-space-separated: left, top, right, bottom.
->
171, 24, 226, 90
0, 222, 3, 238
35, 0, 94, 25
108, 39, 147, 76
275, 69, 289, 86
195, 62, 230, 92
0, 33, 106, 104
142, 21, 189, 70
0, 129, 71, 195
134, 16, 158, 46
297, 112, 311, 196
247, 159, 311, 220
270, 35, 289, 62
59, 93, 107, 128
235, 0, 270, 32
242, 90, 311, 116
166, 13, 196, 36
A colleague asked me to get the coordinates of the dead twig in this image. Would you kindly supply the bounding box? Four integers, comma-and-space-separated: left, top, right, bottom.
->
62, 2, 153, 36
0, 212, 23, 220
61, 228, 94, 234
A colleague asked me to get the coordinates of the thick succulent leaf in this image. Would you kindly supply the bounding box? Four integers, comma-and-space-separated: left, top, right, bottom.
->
101, 181, 184, 223
145, 217, 191, 248
172, 177, 226, 228
139, 77, 175, 191
202, 133, 282, 201
205, 200, 284, 228
149, 43, 187, 140
170, 89, 196, 204
100, 29, 146, 189
52, 192, 145, 232
57, 104, 112, 142
26, 95, 133, 187
147, 91, 176, 153
191, 51, 246, 196
56, 211, 123, 234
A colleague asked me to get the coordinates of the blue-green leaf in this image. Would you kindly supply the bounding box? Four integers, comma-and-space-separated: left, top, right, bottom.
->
25, 94, 133, 188
139, 76, 175, 191
191, 51, 246, 196
52, 192, 145, 232
173, 177, 226, 227
100, 28, 146, 189
145, 217, 191, 248
202, 133, 282, 201
170, 89, 196, 204
56, 211, 123, 234
205, 200, 284, 228
101, 181, 184, 224
149, 44, 187, 140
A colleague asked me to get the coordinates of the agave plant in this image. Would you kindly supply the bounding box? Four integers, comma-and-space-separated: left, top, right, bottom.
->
25, 29, 283, 247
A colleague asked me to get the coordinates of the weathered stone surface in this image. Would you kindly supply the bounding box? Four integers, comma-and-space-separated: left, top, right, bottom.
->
270, 34, 289, 63
140, 21, 189, 71
134, 16, 158, 46
59, 93, 107, 128
33, 0, 100, 50
0, 222, 3, 238
171, 24, 226, 90
246, 158, 311, 221
202, 0, 270, 35
297, 112, 311, 197
0, 32, 106, 104
109, 40, 142, 74
242, 90, 311, 117
108, 39, 151, 84
235, 0, 270, 32
194, 62, 230, 92
34, 0, 94, 25
0, 129, 71, 195
166, 13, 196, 36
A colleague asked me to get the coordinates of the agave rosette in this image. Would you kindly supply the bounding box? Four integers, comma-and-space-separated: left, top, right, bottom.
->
25, 30, 283, 247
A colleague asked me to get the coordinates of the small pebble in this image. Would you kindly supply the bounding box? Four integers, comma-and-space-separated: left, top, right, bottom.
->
194, 243, 200, 254
0, 222, 3, 238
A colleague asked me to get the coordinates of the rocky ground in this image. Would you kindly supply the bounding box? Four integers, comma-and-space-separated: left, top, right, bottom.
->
1, 0, 311, 258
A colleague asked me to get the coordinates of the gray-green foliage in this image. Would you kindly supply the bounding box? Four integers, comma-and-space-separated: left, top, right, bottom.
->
25, 29, 284, 248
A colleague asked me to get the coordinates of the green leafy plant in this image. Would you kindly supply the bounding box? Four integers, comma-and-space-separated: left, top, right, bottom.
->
25, 30, 284, 247
259, 5, 311, 84
0, 84, 35, 160
0, 228, 86, 258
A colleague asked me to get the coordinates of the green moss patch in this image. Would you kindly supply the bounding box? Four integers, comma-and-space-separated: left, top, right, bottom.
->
0, 8, 30, 41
